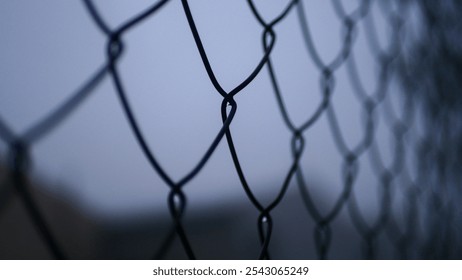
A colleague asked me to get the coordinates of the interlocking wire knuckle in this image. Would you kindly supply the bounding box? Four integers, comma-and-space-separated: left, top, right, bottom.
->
0, 0, 459, 259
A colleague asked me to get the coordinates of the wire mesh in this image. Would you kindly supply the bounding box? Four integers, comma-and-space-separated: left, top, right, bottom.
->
0, 0, 461, 259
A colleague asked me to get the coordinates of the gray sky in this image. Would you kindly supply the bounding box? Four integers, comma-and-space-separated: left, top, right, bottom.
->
0, 1, 408, 220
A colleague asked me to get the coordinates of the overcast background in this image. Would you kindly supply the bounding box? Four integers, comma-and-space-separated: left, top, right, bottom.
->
0, 0, 413, 227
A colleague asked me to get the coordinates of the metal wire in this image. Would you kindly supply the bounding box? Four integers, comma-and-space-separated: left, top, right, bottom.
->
0, 0, 460, 259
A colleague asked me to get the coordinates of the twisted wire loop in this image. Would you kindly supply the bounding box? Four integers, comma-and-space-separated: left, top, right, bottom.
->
293, 0, 373, 259
0, 30, 108, 258
371, 0, 462, 260
382, 94, 418, 259
379, 5, 420, 256
339, 0, 408, 259
370, 2, 429, 259
83, 0, 217, 260
388, 43, 426, 259
5, 141, 65, 260
1, 0, 460, 260
183, 0, 301, 259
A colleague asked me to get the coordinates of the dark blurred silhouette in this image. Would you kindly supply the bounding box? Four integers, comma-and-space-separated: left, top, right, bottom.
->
0, 168, 362, 259
397, 0, 462, 259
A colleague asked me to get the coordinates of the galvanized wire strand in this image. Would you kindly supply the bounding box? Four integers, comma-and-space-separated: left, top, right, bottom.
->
7, 141, 66, 259
82, 0, 291, 260
296, 0, 357, 72
331, 0, 370, 23
383, 94, 420, 259
383, 0, 448, 259
380, 85, 415, 252
356, 0, 456, 257
181, 0, 274, 259
0, 64, 108, 145
0, 118, 15, 144
294, 0, 374, 259
82, 0, 200, 260
23, 65, 109, 143
414, 0, 462, 258
246, 0, 322, 259
223, 0, 300, 260
326, 0, 405, 259
0, 29, 110, 258
0, 42, 109, 260
181, 0, 276, 98
1, 0, 460, 260
254, 2, 335, 256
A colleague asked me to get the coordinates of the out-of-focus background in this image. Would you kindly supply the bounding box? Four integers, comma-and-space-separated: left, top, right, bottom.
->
0, 0, 461, 259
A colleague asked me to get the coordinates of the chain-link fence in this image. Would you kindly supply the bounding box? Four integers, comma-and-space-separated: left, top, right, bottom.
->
0, 0, 461, 259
